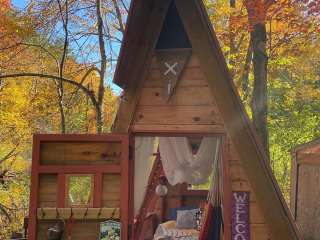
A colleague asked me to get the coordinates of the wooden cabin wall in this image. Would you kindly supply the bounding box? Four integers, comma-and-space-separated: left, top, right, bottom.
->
162, 184, 207, 221
36, 141, 122, 240
40, 142, 121, 165
228, 140, 271, 239
131, 52, 272, 239
38, 174, 57, 207
102, 174, 121, 208
37, 174, 121, 209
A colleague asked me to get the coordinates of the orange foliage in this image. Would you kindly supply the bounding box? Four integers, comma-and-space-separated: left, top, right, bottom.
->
0, 0, 10, 8
0, 0, 10, 32
244, 0, 275, 30
301, 0, 320, 16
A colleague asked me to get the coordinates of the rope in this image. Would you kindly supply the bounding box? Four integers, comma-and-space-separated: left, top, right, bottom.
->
66, 209, 75, 240
207, 139, 223, 207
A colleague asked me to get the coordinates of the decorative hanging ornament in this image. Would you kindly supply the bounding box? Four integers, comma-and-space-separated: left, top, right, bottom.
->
155, 175, 168, 197
155, 49, 192, 101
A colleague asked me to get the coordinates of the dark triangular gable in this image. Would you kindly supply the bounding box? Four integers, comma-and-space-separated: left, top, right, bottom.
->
156, 2, 191, 49
112, 0, 301, 239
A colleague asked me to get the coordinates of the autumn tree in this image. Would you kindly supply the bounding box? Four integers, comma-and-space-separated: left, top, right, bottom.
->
204, 0, 320, 197
0, 0, 126, 237
244, 0, 274, 157
0, 0, 128, 133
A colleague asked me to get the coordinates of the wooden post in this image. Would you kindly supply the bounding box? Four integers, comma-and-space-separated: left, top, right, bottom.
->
28, 135, 40, 240
120, 136, 130, 240
57, 174, 66, 208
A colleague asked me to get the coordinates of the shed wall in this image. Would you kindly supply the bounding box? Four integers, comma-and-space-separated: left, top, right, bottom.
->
292, 142, 320, 240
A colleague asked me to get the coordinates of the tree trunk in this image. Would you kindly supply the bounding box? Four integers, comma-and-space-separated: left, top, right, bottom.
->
229, 2, 236, 78
57, 92, 66, 133
111, 0, 125, 33
56, 0, 69, 134
250, 23, 269, 158
96, 104, 103, 134
241, 41, 253, 101
96, 0, 107, 133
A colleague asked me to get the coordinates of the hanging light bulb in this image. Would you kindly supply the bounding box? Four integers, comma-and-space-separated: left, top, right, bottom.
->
155, 175, 168, 197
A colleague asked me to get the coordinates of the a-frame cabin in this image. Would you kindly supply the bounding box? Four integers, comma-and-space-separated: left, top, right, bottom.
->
27, 0, 301, 239
112, 0, 301, 239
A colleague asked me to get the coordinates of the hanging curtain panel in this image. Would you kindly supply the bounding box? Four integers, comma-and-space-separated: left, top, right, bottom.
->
134, 137, 158, 216
158, 137, 220, 186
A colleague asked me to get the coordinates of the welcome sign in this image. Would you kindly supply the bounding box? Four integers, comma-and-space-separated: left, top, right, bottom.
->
232, 191, 250, 240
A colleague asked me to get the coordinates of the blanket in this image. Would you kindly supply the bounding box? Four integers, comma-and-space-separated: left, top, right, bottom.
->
153, 221, 199, 240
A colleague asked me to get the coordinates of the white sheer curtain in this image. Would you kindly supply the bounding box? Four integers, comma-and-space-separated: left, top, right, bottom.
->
159, 137, 220, 186
134, 137, 158, 216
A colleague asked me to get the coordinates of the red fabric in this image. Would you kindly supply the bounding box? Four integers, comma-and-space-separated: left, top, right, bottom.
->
199, 203, 214, 240
66, 216, 75, 240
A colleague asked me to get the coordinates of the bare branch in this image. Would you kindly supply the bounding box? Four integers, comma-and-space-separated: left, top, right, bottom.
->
236, 33, 246, 51
111, 0, 125, 33
0, 146, 19, 165
241, 41, 253, 101
56, 0, 69, 78
96, 0, 107, 132
264, 0, 276, 11
80, 66, 101, 85
56, 0, 70, 133
19, 42, 60, 71
119, 0, 129, 14
72, 31, 122, 42
0, 73, 98, 107
0, 203, 11, 222
0, 43, 21, 51
65, 66, 101, 108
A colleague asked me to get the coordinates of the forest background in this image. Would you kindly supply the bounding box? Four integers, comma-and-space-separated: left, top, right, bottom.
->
0, 0, 319, 237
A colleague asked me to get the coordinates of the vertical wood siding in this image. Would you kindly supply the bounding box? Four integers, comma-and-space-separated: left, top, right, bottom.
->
131, 53, 272, 239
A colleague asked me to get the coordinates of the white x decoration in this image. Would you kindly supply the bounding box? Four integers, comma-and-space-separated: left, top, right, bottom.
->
164, 62, 178, 76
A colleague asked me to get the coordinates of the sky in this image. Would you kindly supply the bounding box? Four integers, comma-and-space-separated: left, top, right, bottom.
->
12, 0, 28, 9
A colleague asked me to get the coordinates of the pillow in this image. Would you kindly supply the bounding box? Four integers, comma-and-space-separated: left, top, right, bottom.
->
168, 206, 197, 221
176, 209, 199, 229
161, 220, 176, 230
195, 208, 203, 230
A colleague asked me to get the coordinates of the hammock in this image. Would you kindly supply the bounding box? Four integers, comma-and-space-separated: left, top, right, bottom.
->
199, 138, 224, 240
199, 204, 223, 240
158, 137, 224, 240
